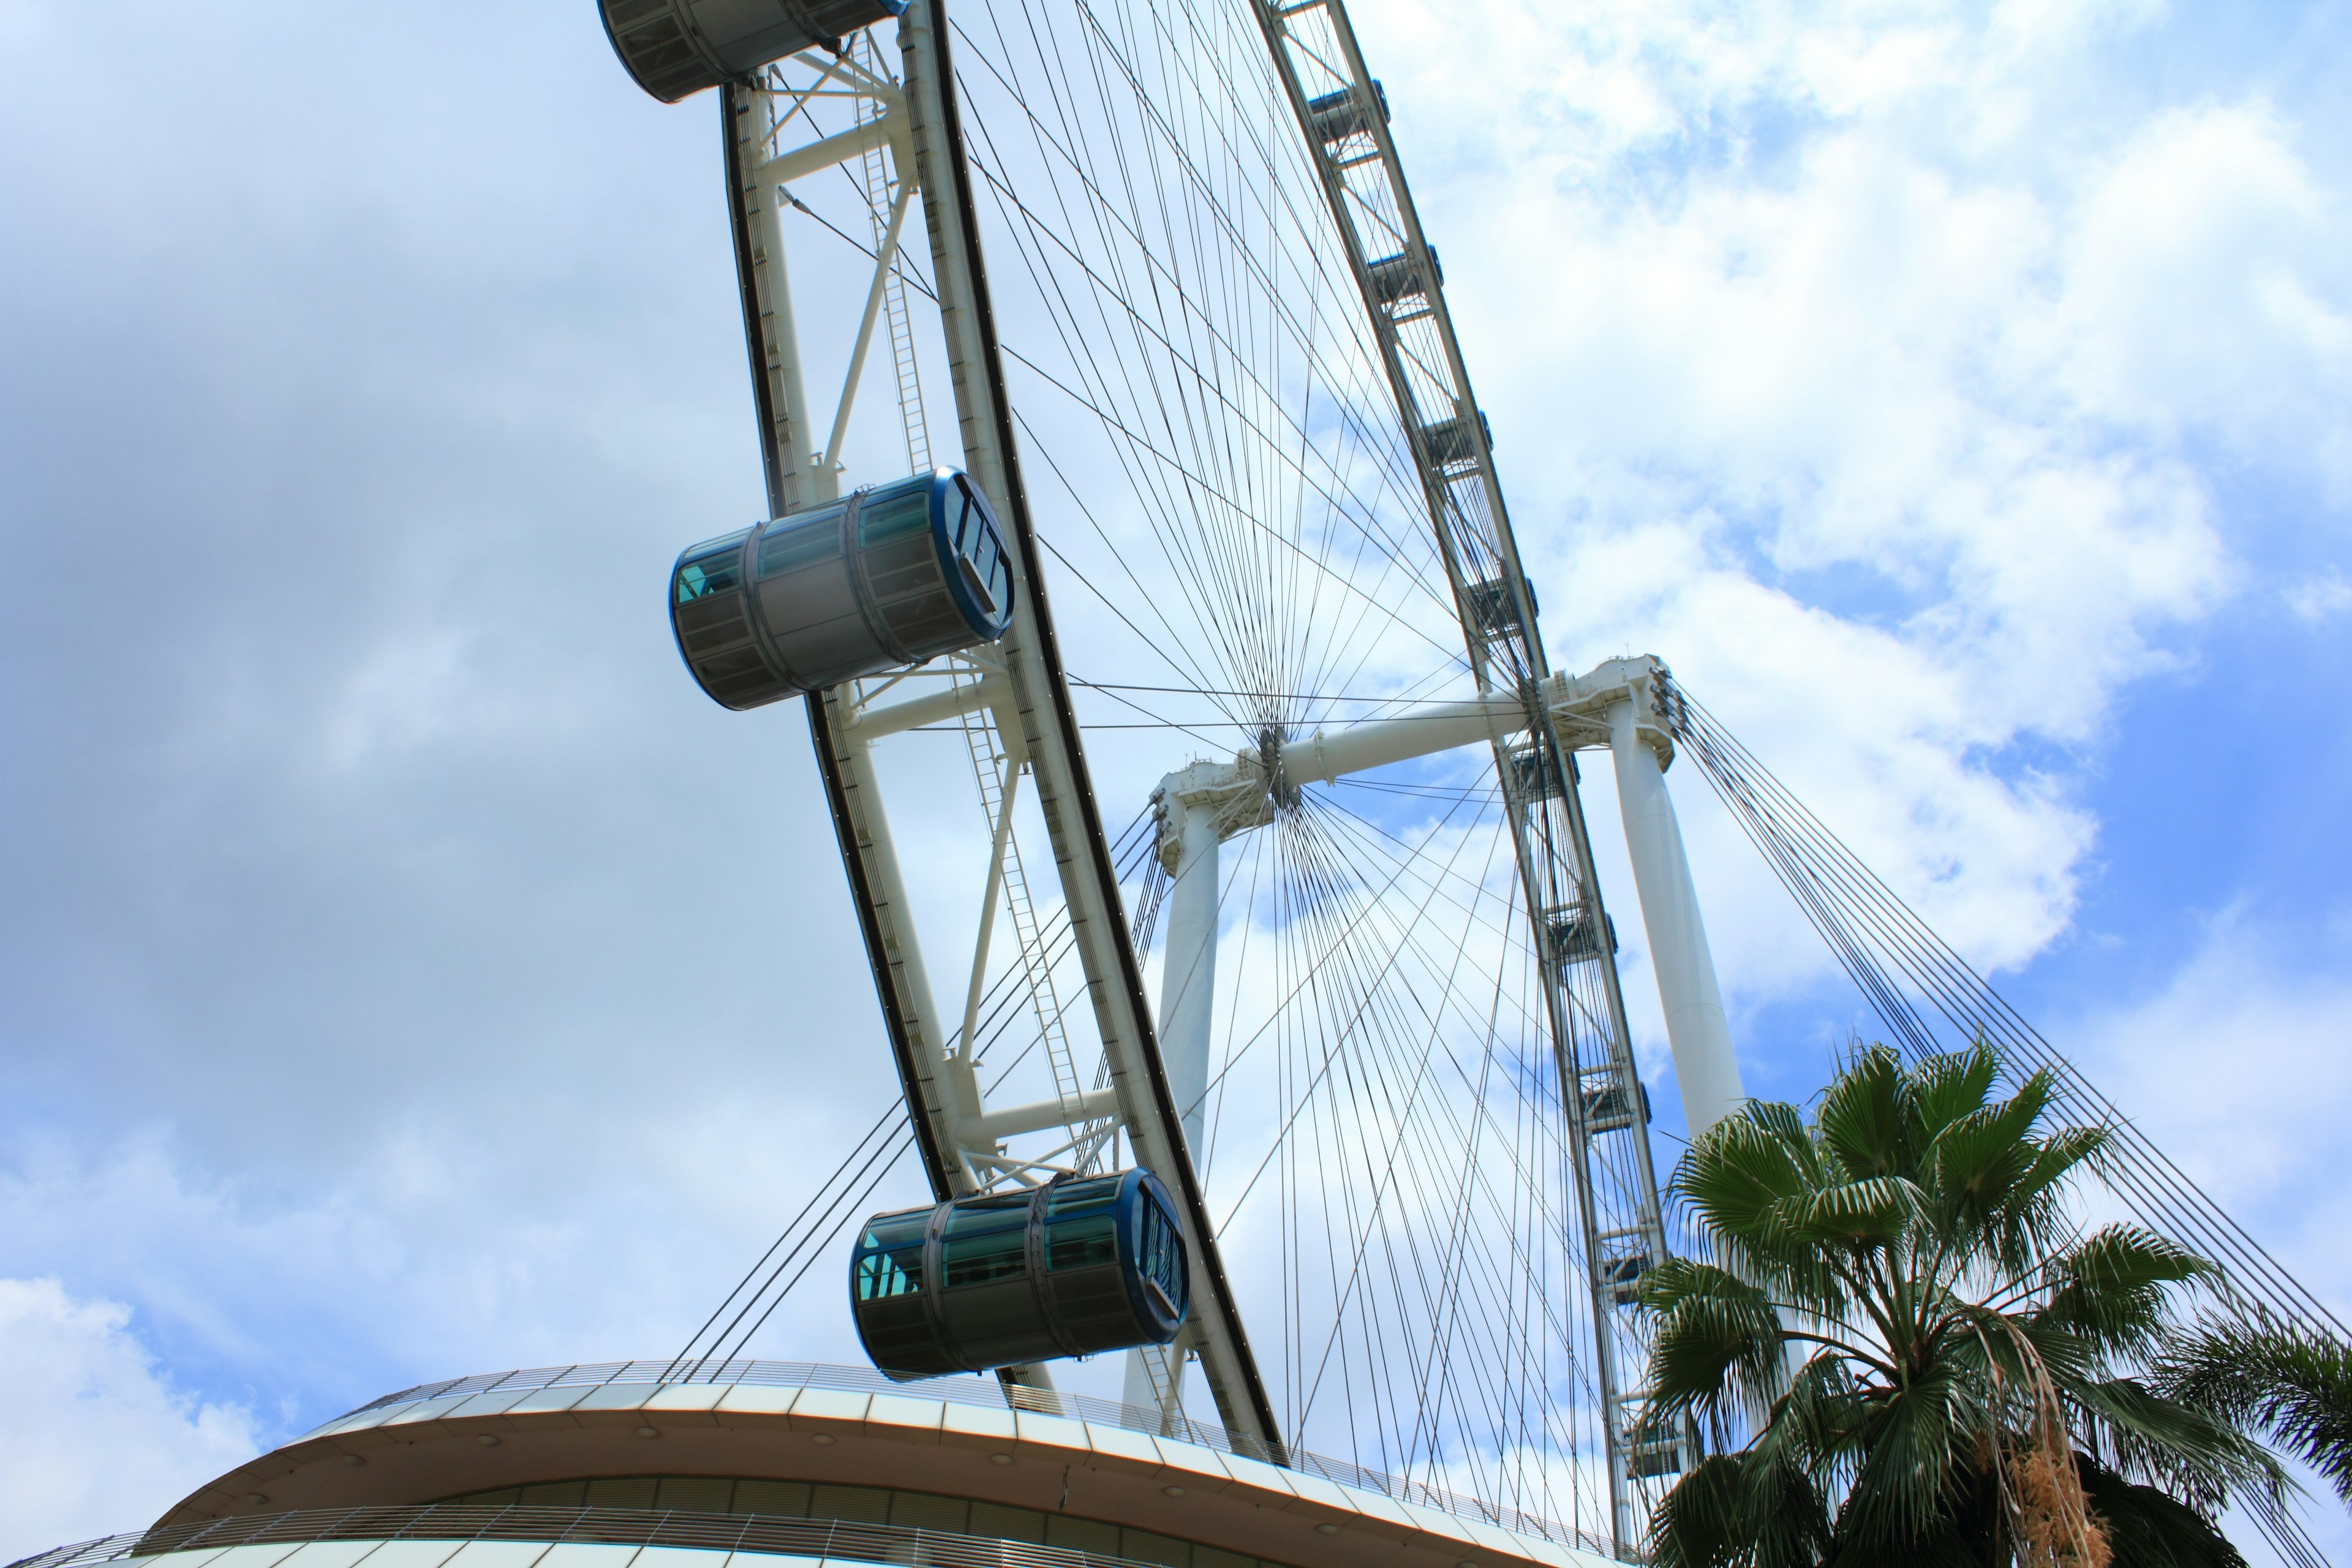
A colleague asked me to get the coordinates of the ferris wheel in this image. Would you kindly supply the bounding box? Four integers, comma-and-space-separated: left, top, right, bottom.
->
594, 1, 2343, 1565
602, 0, 1733, 1551
20, 12, 2351, 1568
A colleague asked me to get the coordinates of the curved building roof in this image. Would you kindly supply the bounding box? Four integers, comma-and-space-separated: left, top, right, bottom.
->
13, 1363, 1618, 1568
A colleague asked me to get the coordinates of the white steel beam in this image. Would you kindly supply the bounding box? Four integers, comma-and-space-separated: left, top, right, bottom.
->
845, 673, 1008, 739
818, 183, 918, 481
1156, 792, 1223, 1155
956, 761, 1022, 1069
1124, 785, 1232, 1420
960, 1086, 1122, 1144
752, 111, 903, 187
1284, 693, 1526, 785
1186, 652, 1747, 1135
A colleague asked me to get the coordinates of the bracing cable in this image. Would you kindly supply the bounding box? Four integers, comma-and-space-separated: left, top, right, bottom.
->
1659, 676, 2336, 1567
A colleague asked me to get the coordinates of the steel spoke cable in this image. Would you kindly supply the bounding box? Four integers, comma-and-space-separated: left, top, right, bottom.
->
1251, 799, 1580, 1457
955, 6, 1449, 696
1667, 687, 2340, 1332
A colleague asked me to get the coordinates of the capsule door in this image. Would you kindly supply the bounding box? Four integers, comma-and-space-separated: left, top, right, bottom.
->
933, 1189, 1043, 1370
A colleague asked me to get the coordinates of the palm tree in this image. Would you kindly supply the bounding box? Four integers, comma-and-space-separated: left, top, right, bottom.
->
1637, 1041, 2279, 1567
2155, 1311, 2352, 1509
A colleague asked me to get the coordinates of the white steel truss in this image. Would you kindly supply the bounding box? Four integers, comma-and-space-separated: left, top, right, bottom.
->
717, 3, 1283, 1449
1243, 0, 1684, 1547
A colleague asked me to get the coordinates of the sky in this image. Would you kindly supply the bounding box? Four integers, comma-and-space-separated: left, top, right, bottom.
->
3, 0, 2350, 1560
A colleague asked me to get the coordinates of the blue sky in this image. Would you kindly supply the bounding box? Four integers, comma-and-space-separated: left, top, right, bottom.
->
3, 0, 2350, 1560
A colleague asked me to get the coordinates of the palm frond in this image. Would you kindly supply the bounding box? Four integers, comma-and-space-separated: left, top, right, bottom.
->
1902, 1039, 2003, 1150
1649, 1452, 1835, 1568
1642, 1259, 1792, 1438
2035, 1225, 2214, 1360
1834, 1360, 1966, 1550
2073, 1375, 2289, 1514
2155, 1313, 2352, 1506
1816, 1043, 1908, 1181
1642, 1042, 2258, 1568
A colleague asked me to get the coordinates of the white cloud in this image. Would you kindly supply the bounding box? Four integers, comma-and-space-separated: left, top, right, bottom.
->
0, 1115, 901, 1463
1314, 0, 2352, 1032
0, 1277, 260, 1564
2070, 912, 2352, 1314
2054, 104, 2352, 481
2285, 567, 2352, 624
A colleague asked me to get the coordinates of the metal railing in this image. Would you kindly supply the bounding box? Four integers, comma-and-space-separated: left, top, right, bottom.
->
331, 1360, 1605, 1553
9, 1504, 1203, 1568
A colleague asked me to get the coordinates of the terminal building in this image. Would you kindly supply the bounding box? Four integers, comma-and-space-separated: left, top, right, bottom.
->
16, 1359, 1616, 1568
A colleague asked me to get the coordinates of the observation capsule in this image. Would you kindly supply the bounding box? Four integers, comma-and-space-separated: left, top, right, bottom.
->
601, 0, 910, 104
1306, 80, 1390, 145
850, 1169, 1190, 1379
1366, 246, 1442, 307
669, 467, 1016, 710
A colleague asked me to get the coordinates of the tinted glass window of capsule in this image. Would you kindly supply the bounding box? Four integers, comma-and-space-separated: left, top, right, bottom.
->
942, 1189, 1033, 1289
854, 1211, 927, 1303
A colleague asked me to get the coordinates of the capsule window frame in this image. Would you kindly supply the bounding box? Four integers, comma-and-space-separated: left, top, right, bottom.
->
673, 530, 753, 604
931, 472, 1014, 637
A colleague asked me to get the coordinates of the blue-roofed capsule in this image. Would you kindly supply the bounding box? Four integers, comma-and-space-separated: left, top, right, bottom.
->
850, 1168, 1189, 1379
669, 468, 1016, 710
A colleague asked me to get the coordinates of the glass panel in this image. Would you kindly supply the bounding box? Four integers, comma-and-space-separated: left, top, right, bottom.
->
1119, 1528, 1192, 1568
756, 513, 842, 578
1139, 1200, 1185, 1304
680, 528, 752, 559
943, 1191, 1031, 1229
941, 1226, 1028, 1289
675, 535, 747, 603
654, 1477, 734, 1511
858, 489, 932, 545
968, 1501, 1047, 1544
810, 1485, 890, 1525
1046, 1517, 1121, 1556
733, 1479, 812, 1517
1046, 1176, 1121, 1212
855, 1247, 922, 1301
889, 1492, 969, 1534
861, 1213, 929, 1252
1045, 1211, 1117, 1272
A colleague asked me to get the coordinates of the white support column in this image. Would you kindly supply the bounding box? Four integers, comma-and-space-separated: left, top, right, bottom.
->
1158, 795, 1221, 1153
1607, 695, 1745, 1136
1125, 785, 1222, 1414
